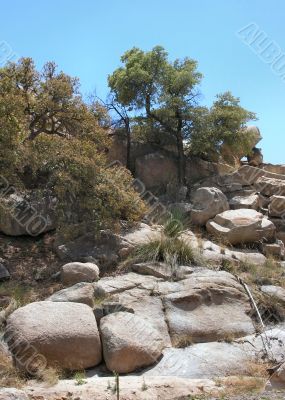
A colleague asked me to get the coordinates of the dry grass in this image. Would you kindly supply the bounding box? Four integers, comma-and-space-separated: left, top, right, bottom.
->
0, 347, 24, 388
36, 366, 62, 387
221, 256, 285, 288
221, 375, 266, 396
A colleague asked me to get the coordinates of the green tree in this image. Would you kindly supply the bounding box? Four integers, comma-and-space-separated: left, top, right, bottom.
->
190, 92, 257, 162
108, 46, 202, 184
0, 58, 146, 236
109, 47, 257, 177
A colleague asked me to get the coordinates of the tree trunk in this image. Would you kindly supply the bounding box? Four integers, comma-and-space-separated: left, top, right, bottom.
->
175, 112, 186, 185
125, 118, 131, 171
176, 132, 186, 185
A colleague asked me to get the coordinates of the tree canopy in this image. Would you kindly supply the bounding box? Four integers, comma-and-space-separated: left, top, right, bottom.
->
0, 58, 146, 237
108, 46, 257, 182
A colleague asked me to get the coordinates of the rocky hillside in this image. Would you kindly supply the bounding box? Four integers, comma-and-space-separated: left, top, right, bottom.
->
1, 158, 285, 399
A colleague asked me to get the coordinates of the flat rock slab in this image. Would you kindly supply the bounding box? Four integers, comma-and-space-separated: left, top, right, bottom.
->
47, 282, 95, 307
94, 272, 163, 298
229, 194, 259, 210
144, 342, 251, 379
163, 283, 254, 344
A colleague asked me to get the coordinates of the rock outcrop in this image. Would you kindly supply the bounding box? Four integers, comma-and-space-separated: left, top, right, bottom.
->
190, 187, 229, 226
5, 301, 102, 371
206, 209, 275, 245
0, 191, 56, 236
48, 283, 95, 307
100, 312, 165, 373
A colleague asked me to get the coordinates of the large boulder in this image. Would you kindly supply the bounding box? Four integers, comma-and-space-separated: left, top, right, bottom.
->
0, 191, 56, 236
100, 312, 165, 373
162, 274, 255, 345
190, 187, 229, 226
5, 301, 102, 371
61, 262, 99, 286
206, 209, 275, 245
47, 283, 95, 307
255, 176, 285, 197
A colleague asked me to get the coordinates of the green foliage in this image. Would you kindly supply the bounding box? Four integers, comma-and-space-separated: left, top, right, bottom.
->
190, 92, 257, 162
109, 47, 257, 168
73, 371, 87, 386
131, 214, 197, 268
109, 46, 202, 183
0, 58, 146, 235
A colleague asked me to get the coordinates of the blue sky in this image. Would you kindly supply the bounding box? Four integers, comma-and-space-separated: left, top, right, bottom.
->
0, 0, 284, 163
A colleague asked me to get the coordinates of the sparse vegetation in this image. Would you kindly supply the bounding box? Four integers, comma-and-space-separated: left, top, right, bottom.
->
73, 370, 87, 386
128, 213, 203, 270
0, 347, 24, 388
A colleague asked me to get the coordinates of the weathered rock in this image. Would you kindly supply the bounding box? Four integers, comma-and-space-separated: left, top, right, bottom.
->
202, 240, 266, 266
269, 195, 285, 218
262, 241, 285, 259
61, 262, 99, 286
144, 342, 252, 379
221, 164, 285, 188
163, 275, 255, 344
122, 223, 162, 246
206, 209, 275, 245
117, 288, 172, 347
270, 218, 285, 246
168, 202, 192, 216
47, 283, 95, 307
132, 262, 173, 280
255, 176, 285, 197
55, 223, 162, 273
190, 187, 229, 226
0, 389, 28, 400
229, 193, 259, 210
5, 301, 101, 371
260, 285, 285, 319
135, 152, 178, 189
100, 312, 165, 373
93, 272, 163, 298
236, 326, 285, 363
55, 229, 121, 271
0, 191, 56, 236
